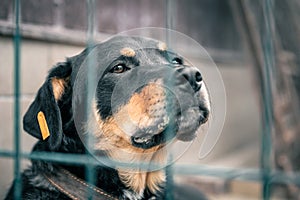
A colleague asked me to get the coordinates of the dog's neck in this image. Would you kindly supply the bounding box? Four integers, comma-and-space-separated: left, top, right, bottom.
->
60, 163, 165, 199
112, 149, 167, 196
39, 134, 167, 199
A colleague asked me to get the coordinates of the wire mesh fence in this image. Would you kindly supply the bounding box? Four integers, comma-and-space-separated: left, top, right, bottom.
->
1, 0, 300, 199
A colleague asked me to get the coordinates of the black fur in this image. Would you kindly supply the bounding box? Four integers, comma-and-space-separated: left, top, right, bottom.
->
5, 36, 208, 200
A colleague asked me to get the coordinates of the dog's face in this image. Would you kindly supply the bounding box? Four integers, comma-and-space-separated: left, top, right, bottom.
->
90, 36, 210, 152
23, 36, 210, 154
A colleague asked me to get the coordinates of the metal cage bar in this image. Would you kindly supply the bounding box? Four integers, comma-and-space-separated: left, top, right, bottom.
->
165, 0, 177, 199
13, 0, 22, 199
261, 0, 276, 199
85, 0, 97, 199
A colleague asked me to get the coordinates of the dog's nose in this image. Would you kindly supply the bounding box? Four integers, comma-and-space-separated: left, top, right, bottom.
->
177, 67, 202, 92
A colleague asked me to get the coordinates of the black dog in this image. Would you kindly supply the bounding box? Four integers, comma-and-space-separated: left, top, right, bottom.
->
5, 36, 210, 200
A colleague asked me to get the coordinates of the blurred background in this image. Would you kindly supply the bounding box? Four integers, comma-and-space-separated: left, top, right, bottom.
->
0, 0, 299, 199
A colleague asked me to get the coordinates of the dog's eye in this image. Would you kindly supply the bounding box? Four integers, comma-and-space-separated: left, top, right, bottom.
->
171, 57, 183, 65
110, 64, 129, 73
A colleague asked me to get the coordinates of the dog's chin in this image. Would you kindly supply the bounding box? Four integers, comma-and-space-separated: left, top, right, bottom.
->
130, 107, 209, 149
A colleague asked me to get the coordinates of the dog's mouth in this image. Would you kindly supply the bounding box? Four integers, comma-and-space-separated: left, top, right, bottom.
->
133, 135, 153, 144
131, 123, 176, 149
130, 105, 209, 149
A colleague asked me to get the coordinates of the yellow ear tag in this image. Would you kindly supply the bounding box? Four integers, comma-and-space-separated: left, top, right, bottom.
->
37, 111, 50, 140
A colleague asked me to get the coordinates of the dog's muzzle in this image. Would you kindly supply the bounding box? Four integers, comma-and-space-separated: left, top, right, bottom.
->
111, 64, 210, 148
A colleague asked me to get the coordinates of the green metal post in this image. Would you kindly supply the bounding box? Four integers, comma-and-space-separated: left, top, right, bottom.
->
13, 0, 22, 198
261, 0, 276, 199
85, 0, 96, 199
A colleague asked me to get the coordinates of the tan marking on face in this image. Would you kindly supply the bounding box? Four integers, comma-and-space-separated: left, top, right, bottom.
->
93, 115, 161, 153
92, 80, 168, 152
125, 81, 167, 129
51, 77, 68, 100
94, 117, 134, 151
157, 42, 167, 51
120, 47, 136, 57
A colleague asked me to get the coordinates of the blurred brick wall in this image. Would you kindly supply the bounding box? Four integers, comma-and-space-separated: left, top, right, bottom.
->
0, 0, 241, 51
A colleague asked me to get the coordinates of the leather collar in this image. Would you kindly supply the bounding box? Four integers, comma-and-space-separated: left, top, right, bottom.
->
43, 167, 118, 200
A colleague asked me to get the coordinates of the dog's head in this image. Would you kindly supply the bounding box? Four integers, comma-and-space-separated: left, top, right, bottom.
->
23, 36, 210, 154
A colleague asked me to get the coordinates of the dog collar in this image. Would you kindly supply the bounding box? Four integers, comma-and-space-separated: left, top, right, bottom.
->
43, 167, 117, 200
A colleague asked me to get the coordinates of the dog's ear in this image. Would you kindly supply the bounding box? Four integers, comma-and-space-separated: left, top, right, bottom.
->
23, 61, 72, 150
